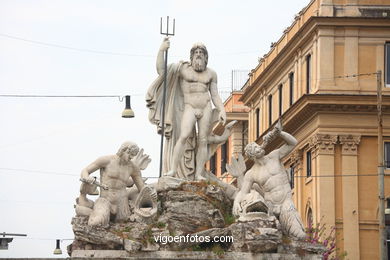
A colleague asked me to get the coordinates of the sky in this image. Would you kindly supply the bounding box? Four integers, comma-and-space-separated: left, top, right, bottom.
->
0, 0, 309, 257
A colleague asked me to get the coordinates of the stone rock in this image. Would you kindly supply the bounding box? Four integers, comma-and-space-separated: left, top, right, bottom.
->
156, 176, 185, 191
72, 217, 123, 250
124, 239, 142, 252
69, 181, 324, 259
158, 181, 231, 235
278, 239, 327, 256
229, 216, 281, 253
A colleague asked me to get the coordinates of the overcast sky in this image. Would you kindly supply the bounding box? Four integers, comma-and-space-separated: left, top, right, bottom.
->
0, 0, 309, 257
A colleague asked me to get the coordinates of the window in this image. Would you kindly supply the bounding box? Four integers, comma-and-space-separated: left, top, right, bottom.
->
289, 166, 295, 189
289, 72, 294, 106
306, 151, 312, 177
242, 121, 248, 154
210, 154, 216, 174
306, 54, 311, 93
278, 84, 283, 117
268, 94, 272, 127
221, 142, 228, 174
256, 108, 260, 138
386, 43, 390, 86
385, 142, 390, 168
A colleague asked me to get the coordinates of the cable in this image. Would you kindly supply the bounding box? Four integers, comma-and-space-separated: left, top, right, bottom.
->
0, 167, 78, 176
0, 33, 153, 57
0, 33, 260, 57
0, 167, 382, 179
0, 94, 143, 101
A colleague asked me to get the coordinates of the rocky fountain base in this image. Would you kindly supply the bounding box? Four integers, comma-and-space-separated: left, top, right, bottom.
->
68, 178, 324, 259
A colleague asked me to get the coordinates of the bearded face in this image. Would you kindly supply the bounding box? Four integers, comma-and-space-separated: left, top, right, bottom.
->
191, 48, 207, 72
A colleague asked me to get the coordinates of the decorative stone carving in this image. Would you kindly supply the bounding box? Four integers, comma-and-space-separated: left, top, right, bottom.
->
309, 133, 338, 155
289, 149, 303, 167
231, 121, 306, 240
74, 141, 152, 227
146, 37, 235, 180
134, 186, 158, 222
339, 134, 361, 155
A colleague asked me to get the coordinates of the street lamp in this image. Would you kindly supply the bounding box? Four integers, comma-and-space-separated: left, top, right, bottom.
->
53, 239, 62, 255
122, 95, 135, 118
0, 233, 27, 250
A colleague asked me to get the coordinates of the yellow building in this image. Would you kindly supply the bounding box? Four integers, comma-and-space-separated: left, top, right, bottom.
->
239, 0, 390, 259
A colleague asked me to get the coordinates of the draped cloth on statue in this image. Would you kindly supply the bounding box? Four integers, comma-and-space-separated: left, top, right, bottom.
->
146, 62, 196, 179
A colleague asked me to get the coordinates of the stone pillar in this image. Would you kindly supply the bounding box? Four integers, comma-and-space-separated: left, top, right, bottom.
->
339, 134, 361, 260
231, 122, 244, 158
319, 0, 334, 17
317, 28, 335, 90
296, 49, 303, 99
312, 33, 319, 93
309, 134, 337, 226
290, 149, 304, 217
344, 28, 359, 89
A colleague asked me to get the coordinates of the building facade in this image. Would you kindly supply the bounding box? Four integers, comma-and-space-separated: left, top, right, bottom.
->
239, 0, 390, 259
207, 91, 249, 183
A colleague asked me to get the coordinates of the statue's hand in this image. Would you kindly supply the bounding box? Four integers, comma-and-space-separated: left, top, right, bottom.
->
233, 194, 244, 217
160, 37, 170, 52
219, 111, 226, 125
131, 148, 151, 170
84, 176, 96, 185
275, 119, 283, 134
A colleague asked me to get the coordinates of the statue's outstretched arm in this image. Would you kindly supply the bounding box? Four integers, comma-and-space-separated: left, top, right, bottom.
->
156, 37, 170, 76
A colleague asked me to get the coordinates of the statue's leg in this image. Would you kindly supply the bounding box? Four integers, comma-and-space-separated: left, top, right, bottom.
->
279, 198, 306, 240
195, 106, 212, 180
168, 106, 196, 178
88, 197, 110, 227
115, 190, 131, 222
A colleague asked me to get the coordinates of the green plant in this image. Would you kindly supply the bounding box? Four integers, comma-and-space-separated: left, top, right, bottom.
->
223, 213, 236, 226
211, 244, 225, 256
122, 226, 132, 232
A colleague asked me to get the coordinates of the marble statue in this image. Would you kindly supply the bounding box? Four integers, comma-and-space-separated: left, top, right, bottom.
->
232, 121, 306, 239
75, 141, 152, 226
146, 38, 227, 180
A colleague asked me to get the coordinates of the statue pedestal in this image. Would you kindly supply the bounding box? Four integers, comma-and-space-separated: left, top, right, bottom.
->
71, 250, 323, 259
69, 181, 325, 259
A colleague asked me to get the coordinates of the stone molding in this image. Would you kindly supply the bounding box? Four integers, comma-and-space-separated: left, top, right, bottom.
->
309, 133, 338, 155
290, 149, 303, 167
339, 134, 361, 155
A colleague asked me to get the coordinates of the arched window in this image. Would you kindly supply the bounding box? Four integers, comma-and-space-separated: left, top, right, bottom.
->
307, 207, 313, 228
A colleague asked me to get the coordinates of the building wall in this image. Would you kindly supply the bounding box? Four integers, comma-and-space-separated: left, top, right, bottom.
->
206, 92, 248, 183
240, 0, 390, 259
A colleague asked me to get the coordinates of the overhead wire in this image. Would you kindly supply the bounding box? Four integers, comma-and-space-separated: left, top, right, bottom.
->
0, 33, 153, 57
0, 32, 260, 57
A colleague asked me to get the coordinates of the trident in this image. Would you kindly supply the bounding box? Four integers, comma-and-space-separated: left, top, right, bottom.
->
159, 16, 175, 178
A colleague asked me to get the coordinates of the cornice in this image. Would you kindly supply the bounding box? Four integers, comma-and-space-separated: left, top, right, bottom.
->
257, 94, 390, 152
241, 16, 390, 104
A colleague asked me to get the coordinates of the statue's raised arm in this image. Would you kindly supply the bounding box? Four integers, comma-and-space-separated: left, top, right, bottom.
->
156, 37, 170, 76
271, 120, 298, 159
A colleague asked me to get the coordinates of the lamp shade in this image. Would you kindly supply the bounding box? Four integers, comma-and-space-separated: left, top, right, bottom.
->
122, 95, 134, 118
53, 239, 62, 255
